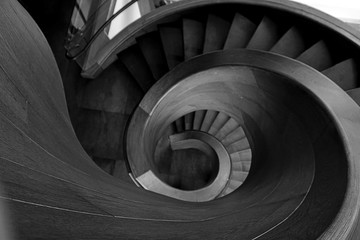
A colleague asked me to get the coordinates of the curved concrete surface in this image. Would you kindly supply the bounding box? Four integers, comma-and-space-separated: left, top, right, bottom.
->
136, 131, 231, 202
126, 49, 358, 239
2, 0, 360, 239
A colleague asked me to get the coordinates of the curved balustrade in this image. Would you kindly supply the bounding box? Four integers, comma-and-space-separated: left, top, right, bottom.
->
3, 0, 360, 238
65, 0, 140, 60
136, 130, 231, 202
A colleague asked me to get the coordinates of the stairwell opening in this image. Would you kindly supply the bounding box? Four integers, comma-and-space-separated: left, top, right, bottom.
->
126, 51, 347, 217
154, 132, 220, 191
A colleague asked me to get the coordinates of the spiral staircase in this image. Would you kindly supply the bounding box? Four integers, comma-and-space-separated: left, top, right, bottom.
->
2, 0, 360, 239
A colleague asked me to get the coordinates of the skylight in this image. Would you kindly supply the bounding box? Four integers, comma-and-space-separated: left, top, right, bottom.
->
291, 0, 360, 23
107, 0, 141, 39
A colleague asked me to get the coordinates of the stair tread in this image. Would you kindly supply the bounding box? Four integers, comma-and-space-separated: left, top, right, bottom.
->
228, 179, 243, 189
231, 170, 248, 182
137, 31, 169, 80
200, 110, 218, 132
203, 14, 231, 53
222, 187, 233, 195
270, 26, 307, 58
229, 178, 243, 183
226, 137, 250, 154
224, 13, 257, 49
322, 58, 359, 90
175, 117, 185, 132
183, 18, 205, 60
159, 25, 184, 69
232, 160, 251, 172
221, 126, 246, 146
208, 112, 230, 135
193, 110, 206, 130
296, 40, 333, 71
230, 148, 252, 162
164, 122, 177, 139
118, 45, 155, 92
218, 193, 226, 198
215, 118, 239, 140
246, 16, 282, 51
184, 112, 195, 130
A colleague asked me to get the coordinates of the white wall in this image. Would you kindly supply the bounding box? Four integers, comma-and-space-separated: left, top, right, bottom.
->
291, 0, 360, 23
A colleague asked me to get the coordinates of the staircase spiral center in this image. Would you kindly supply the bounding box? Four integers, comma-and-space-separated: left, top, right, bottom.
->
154, 133, 219, 190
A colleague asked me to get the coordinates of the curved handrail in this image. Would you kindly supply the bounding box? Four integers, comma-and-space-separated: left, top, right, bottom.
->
65, 0, 139, 60
122, 98, 143, 187
136, 131, 231, 202
65, 0, 112, 48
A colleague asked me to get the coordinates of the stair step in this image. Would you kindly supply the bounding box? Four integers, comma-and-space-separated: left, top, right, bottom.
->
183, 18, 205, 60
221, 126, 246, 146
208, 112, 230, 135
218, 193, 225, 198
159, 25, 184, 69
246, 16, 282, 51
184, 112, 195, 130
226, 137, 250, 154
137, 31, 169, 80
219, 178, 243, 197
215, 118, 239, 140
165, 123, 177, 137
192, 110, 206, 130
203, 14, 231, 53
322, 58, 359, 90
228, 179, 243, 190
221, 186, 233, 196
232, 159, 251, 172
200, 110, 218, 132
224, 13, 257, 49
296, 40, 333, 71
231, 171, 248, 182
118, 45, 155, 92
175, 117, 185, 132
230, 149, 252, 163
270, 26, 307, 58
347, 88, 360, 105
